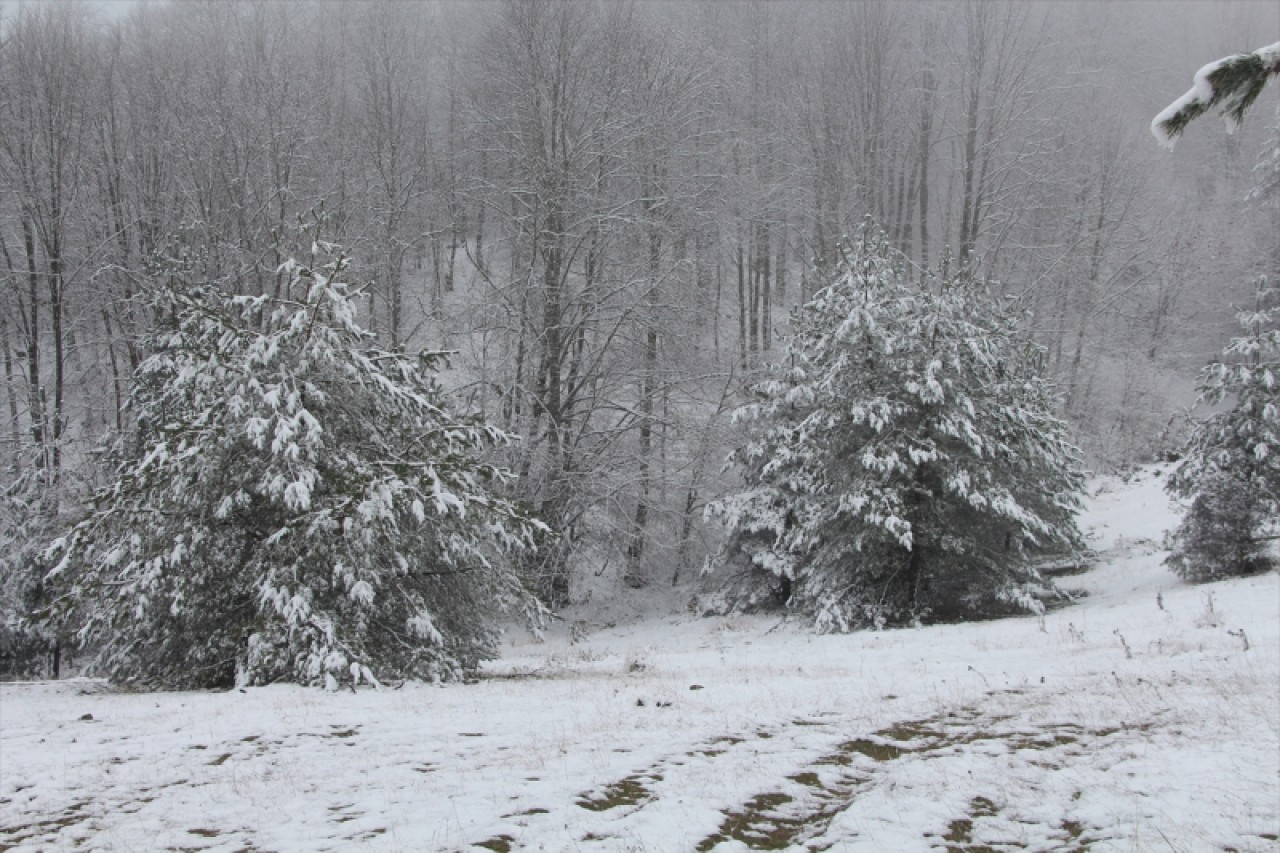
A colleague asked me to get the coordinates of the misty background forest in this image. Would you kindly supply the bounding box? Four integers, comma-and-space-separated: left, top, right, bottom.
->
1, 0, 1279, 681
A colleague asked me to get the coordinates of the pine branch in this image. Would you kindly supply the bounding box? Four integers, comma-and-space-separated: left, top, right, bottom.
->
1153, 42, 1280, 148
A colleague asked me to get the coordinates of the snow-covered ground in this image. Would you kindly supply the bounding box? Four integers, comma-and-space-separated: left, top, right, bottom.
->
2, 466, 1277, 852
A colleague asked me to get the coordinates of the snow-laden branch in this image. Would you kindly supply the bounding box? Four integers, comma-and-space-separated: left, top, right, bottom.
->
1152, 42, 1280, 149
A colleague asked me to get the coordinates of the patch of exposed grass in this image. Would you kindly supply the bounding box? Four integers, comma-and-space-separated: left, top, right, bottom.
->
0, 800, 93, 848
695, 792, 803, 851
576, 773, 662, 811
697, 709, 1127, 851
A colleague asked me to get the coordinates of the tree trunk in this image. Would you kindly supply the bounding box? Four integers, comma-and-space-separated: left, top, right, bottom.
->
627, 173, 662, 584
760, 222, 772, 350
101, 307, 125, 432
21, 219, 46, 472
0, 312, 21, 467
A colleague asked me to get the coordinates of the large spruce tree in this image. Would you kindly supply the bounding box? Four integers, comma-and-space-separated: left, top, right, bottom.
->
707, 229, 1085, 630
42, 241, 545, 689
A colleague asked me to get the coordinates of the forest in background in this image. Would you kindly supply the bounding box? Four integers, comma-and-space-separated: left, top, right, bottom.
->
3, 0, 1279, 612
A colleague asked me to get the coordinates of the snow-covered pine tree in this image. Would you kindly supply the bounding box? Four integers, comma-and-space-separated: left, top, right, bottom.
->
1251, 105, 1280, 278
1, 466, 62, 678
706, 228, 1085, 631
1152, 42, 1280, 148
1252, 104, 1280, 208
42, 239, 545, 689
1167, 281, 1280, 581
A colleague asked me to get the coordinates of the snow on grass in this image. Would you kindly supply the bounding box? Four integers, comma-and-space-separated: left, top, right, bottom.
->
2, 466, 1277, 851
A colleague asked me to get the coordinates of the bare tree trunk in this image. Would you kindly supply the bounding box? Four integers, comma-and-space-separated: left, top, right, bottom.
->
100, 308, 124, 431
774, 240, 786, 311
474, 148, 487, 276
757, 222, 768, 350
714, 257, 722, 360
917, 49, 935, 274
748, 228, 759, 355
0, 312, 21, 467
627, 164, 663, 584
21, 219, 46, 472
958, 52, 983, 270
736, 240, 747, 370
673, 484, 698, 587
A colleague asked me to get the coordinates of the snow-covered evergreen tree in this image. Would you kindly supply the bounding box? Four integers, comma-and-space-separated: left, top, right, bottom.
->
42, 239, 545, 689
1250, 104, 1280, 277
0, 466, 62, 678
1167, 281, 1280, 581
1251, 104, 1280, 208
706, 228, 1085, 630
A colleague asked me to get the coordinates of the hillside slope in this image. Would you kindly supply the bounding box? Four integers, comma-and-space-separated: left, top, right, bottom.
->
1, 466, 1276, 851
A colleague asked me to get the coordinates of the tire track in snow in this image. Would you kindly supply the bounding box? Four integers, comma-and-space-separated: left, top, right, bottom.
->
466, 691, 1154, 852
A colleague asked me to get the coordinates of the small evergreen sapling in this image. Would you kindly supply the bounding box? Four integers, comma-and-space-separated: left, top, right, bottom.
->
1167, 282, 1280, 581
43, 240, 545, 689
706, 229, 1085, 630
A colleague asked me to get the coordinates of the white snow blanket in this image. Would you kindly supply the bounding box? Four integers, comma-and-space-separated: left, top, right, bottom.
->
2, 465, 1277, 851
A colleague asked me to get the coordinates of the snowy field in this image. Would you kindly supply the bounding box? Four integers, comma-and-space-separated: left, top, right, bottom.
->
1, 466, 1277, 852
